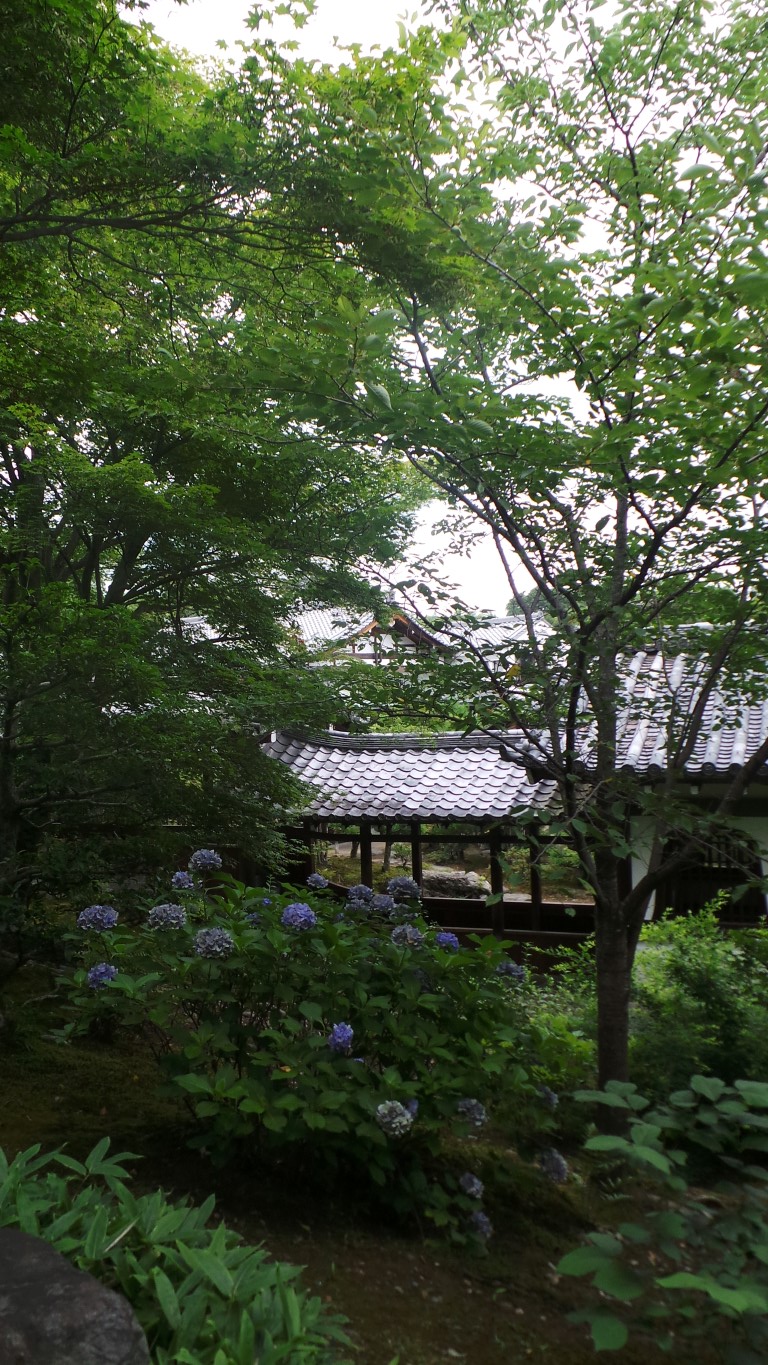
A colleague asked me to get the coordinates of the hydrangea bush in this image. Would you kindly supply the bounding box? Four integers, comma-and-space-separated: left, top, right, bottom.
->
65, 865, 537, 1235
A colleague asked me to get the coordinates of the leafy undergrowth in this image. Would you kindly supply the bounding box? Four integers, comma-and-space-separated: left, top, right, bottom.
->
0, 974, 717, 1365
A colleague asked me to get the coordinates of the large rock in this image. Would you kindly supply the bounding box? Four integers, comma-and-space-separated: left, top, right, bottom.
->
422, 867, 492, 899
0, 1228, 150, 1365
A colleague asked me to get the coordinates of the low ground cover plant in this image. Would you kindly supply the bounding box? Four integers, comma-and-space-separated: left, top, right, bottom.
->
62, 856, 559, 1239
559, 1076, 768, 1361
0, 1138, 349, 1365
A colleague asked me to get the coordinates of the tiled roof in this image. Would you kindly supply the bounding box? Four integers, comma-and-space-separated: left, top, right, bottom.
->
291, 607, 542, 655
264, 731, 555, 822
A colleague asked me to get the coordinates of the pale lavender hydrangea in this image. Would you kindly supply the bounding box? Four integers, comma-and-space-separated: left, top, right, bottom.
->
87, 962, 118, 989
391, 924, 424, 948
496, 959, 525, 981
539, 1148, 570, 1184
188, 849, 222, 873
457, 1098, 488, 1129
281, 903, 317, 931
306, 872, 328, 889
148, 903, 186, 930
375, 1101, 414, 1137
194, 927, 234, 959
348, 884, 374, 903
328, 1022, 354, 1055
386, 875, 420, 902
77, 905, 118, 931
435, 931, 460, 952
171, 871, 195, 891
468, 1210, 493, 1242
459, 1172, 484, 1200
537, 1085, 559, 1111
371, 893, 395, 914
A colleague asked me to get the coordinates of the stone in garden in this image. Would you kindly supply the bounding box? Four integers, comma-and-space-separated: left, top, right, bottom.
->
421, 867, 492, 899
0, 1228, 150, 1365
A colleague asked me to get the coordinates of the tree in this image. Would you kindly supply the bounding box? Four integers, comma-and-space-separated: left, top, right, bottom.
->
255, 0, 768, 1085
0, 0, 425, 904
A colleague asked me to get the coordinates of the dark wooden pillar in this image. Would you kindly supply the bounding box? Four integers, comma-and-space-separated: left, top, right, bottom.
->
528, 836, 542, 930
410, 820, 423, 887
301, 819, 314, 878
360, 820, 374, 888
489, 828, 505, 938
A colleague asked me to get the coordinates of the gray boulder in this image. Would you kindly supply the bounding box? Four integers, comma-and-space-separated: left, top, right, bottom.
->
422, 866, 492, 899
0, 1228, 150, 1365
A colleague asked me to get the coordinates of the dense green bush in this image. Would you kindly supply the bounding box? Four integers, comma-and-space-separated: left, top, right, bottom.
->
630, 908, 768, 1096
0, 1139, 349, 1365
63, 864, 537, 1237
559, 1076, 768, 1361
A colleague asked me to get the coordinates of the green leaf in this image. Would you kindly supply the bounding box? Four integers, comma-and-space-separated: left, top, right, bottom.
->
365, 382, 392, 410
589, 1314, 629, 1351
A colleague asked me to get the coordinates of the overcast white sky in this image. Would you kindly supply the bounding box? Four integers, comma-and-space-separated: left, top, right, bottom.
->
142, 0, 513, 614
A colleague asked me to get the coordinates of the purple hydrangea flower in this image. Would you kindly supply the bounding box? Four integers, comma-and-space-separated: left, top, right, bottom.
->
459, 1172, 484, 1200
194, 927, 235, 958
171, 871, 195, 891
306, 872, 329, 889
261, 897, 272, 906
375, 1101, 414, 1137
281, 902, 317, 931
457, 1097, 488, 1129
371, 893, 395, 914
405, 1098, 419, 1118
467, 1209, 493, 1242
391, 924, 424, 948
328, 1021, 354, 1055
348, 884, 374, 903
188, 849, 222, 873
77, 905, 118, 931
245, 911, 261, 927
87, 962, 118, 989
386, 876, 420, 902
537, 1085, 559, 1111
496, 959, 525, 981
148, 903, 186, 930
435, 931, 460, 953
345, 895, 369, 913
539, 1148, 570, 1184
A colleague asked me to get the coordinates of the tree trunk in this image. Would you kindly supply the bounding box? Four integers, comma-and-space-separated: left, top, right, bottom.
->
595, 911, 632, 1089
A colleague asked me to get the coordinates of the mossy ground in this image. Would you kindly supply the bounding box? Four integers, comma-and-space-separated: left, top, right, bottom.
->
1, 968, 716, 1365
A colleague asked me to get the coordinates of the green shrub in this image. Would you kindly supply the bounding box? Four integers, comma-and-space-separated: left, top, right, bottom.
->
559, 1076, 768, 1361
63, 870, 533, 1236
0, 1139, 349, 1365
630, 907, 768, 1096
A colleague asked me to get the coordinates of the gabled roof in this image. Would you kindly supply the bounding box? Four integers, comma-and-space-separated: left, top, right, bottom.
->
291, 607, 540, 656
264, 730, 555, 823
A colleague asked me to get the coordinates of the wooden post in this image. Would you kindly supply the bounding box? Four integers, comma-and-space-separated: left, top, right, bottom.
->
360, 820, 374, 888
410, 820, 423, 888
528, 835, 542, 930
489, 828, 505, 938
302, 820, 314, 879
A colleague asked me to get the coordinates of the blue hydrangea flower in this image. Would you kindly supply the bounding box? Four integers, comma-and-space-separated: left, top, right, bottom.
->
371, 893, 395, 914
148, 903, 186, 930
391, 924, 424, 948
537, 1085, 559, 1111
87, 962, 118, 989
345, 895, 369, 914
77, 905, 118, 931
375, 1101, 414, 1137
405, 1098, 419, 1118
539, 1148, 570, 1184
188, 848, 222, 873
457, 1097, 488, 1128
435, 931, 460, 953
245, 911, 261, 927
194, 927, 235, 958
281, 903, 317, 931
348, 884, 374, 903
171, 871, 195, 891
495, 959, 525, 981
261, 897, 272, 906
467, 1209, 493, 1241
386, 876, 420, 902
459, 1172, 484, 1200
306, 872, 329, 889
328, 1021, 354, 1054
